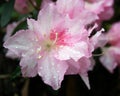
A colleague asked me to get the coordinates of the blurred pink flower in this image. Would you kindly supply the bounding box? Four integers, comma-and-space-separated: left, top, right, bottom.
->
56, 0, 84, 18
100, 22, 120, 73
100, 47, 120, 73
55, 0, 105, 89
106, 22, 120, 46
4, 22, 20, 59
41, 0, 52, 8
14, 0, 34, 14
4, 2, 102, 89
85, 0, 114, 21
56, 0, 99, 21
66, 57, 95, 89
4, 19, 25, 58
4, 22, 18, 41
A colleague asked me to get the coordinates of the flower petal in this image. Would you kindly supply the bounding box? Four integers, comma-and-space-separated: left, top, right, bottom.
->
80, 73, 90, 89
66, 57, 92, 89
37, 3, 62, 36
56, 0, 84, 18
55, 41, 92, 61
6, 50, 20, 59
4, 30, 38, 57
38, 54, 68, 90
100, 47, 118, 73
20, 55, 38, 77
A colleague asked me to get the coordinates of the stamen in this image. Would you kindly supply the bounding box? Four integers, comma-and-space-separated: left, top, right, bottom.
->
37, 47, 41, 53
44, 34, 46, 38
52, 32, 58, 45
93, 51, 105, 57
93, 53, 104, 56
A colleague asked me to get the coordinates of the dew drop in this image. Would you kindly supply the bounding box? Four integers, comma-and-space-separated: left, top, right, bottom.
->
37, 48, 41, 53
57, 70, 60, 73
37, 55, 41, 59
40, 67, 43, 70
51, 62, 54, 66
35, 39, 38, 42
53, 76, 56, 79
22, 54, 25, 57
31, 49, 34, 52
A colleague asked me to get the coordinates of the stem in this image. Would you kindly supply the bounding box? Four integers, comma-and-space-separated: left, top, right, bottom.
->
0, 74, 10, 79
29, 0, 40, 10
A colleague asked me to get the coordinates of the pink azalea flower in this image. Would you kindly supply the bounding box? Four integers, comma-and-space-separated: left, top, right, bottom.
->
14, 0, 34, 14
56, 0, 84, 18
100, 22, 120, 73
91, 30, 107, 48
85, 0, 114, 21
66, 57, 95, 89
4, 22, 20, 58
100, 47, 120, 73
56, 0, 98, 22
4, 19, 25, 58
4, 2, 102, 89
4, 22, 18, 42
55, 0, 103, 88
106, 22, 120, 46
41, 0, 53, 8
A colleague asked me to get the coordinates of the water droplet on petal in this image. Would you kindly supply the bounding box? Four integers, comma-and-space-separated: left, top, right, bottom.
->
52, 62, 54, 66
31, 49, 34, 52
22, 54, 25, 57
53, 76, 56, 79
57, 70, 60, 73
37, 48, 41, 53
38, 55, 41, 59
40, 67, 43, 70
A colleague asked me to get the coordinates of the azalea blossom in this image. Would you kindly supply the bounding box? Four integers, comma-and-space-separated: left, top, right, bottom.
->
56, 0, 100, 25
14, 0, 34, 14
106, 22, 120, 46
41, 0, 53, 8
4, 22, 18, 42
4, 22, 19, 58
42, 0, 114, 21
100, 47, 120, 73
85, 0, 114, 21
41, 0, 98, 21
4, 19, 25, 59
4, 1, 102, 90
55, 0, 103, 89
100, 22, 120, 73
65, 57, 95, 89
85, 0, 114, 29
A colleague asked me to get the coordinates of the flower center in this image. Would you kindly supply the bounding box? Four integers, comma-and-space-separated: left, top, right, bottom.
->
50, 30, 71, 46
43, 32, 58, 51
36, 30, 72, 59
44, 39, 54, 51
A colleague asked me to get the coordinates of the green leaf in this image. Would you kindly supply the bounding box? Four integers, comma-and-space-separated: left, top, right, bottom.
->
12, 20, 27, 35
10, 66, 21, 80
36, 0, 42, 8
0, 4, 5, 15
31, 10, 38, 19
0, 0, 15, 27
